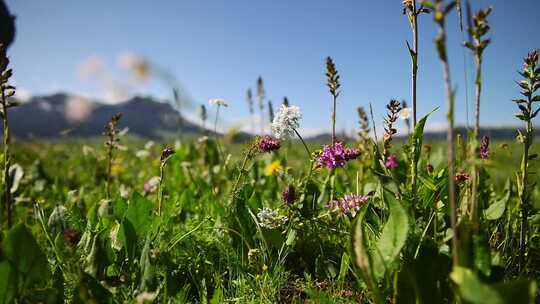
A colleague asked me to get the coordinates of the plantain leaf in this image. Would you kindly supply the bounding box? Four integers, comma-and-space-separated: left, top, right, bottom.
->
2, 223, 51, 290
372, 189, 409, 280
451, 267, 502, 304
352, 206, 382, 303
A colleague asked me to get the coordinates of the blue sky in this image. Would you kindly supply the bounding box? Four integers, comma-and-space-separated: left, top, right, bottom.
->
5, 0, 540, 134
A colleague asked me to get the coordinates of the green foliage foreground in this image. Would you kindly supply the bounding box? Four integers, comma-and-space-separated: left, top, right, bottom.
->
0, 133, 538, 303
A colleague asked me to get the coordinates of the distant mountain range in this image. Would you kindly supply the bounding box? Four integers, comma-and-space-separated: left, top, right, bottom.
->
1, 93, 537, 141
3, 93, 202, 139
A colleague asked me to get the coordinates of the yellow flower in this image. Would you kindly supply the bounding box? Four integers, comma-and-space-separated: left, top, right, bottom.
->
111, 164, 124, 176
264, 160, 282, 176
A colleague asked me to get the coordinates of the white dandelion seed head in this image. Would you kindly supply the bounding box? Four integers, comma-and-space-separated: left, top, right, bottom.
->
271, 104, 302, 139
400, 107, 412, 120
209, 98, 228, 107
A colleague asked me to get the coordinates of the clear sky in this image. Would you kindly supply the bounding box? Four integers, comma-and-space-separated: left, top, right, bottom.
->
5, 0, 540, 135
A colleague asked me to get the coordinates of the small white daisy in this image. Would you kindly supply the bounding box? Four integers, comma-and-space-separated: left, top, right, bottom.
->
400, 107, 412, 120
208, 98, 228, 107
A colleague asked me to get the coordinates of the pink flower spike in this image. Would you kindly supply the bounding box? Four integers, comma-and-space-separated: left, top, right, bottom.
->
385, 154, 398, 169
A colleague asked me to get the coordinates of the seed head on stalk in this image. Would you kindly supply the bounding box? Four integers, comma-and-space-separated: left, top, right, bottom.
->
246, 88, 255, 133
383, 99, 402, 158
512, 48, 539, 272
464, 6, 492, 137
0, 44, 17, 227
326, 56, 341, 146
199, 104, 207, 132
157, 147, 175, 216
257, 76, 266, 134
104, 113, 122, 199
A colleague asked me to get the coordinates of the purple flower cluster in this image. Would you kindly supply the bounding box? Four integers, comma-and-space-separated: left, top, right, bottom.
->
480, 136, 490, 160
326, 194, 370, 216
455, 171, 470, 184
385, 154, 398, 169
318, 142, 360, 169
258, 135, 281, 153
282, 185, 296, 205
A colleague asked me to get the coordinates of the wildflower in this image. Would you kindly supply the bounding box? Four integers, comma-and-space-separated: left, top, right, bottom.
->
63, 228, 81, 247
385, 154, 398, 169
271, 104, 302, 139
402, 0, 414, 10
455, 171, 470, 184
344, 147, 361, 160
479, 136, 490, 159
282, 185, 296, 205
318, 142, 360, 170
257, 135, 281, 153
383, 99, 402, 156
257, 208, 288, 229
427, 164, 434, 174
327, 194, 370, 216
160, 147, 175, 161
97, 199, 113, 218
208, 98, 228, 107
136, 291, 157, 304
48, 204, 67, 234
264, 160, 282, 176
400, 107, 412, 120
144, 176, 161, 194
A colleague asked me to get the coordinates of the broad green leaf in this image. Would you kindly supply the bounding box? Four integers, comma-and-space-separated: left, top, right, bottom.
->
484, 181, 510, 220
396, 241, 452, 304
337, 252, 350, 287
120, 218, 137, 260
285, 229, 297, 246
352, 207, 382, 304
408, 109, 437, 166
473, 235, 491, 277
2, 223, 51, 289
126, 192, 154, 237
373, 189, 409, 279
0, 260, 16, 303
73, 273, 112, 304
451, 267, 502, 304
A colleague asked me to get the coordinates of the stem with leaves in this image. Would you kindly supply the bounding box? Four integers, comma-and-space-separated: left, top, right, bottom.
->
404, 0, 430, 126
465, 7, 491, 229
104, 113, 122, 199
513, 49, 539, 272
464, 7, 491, 137
0, 44, 17, 227
157, 147, 175, 216
431, 0, 459, 266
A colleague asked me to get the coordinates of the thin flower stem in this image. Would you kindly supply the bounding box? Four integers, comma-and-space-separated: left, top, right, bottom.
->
157, 162, 165, 216
412, 0, 419, 127
474, 55, 482, 137
434, 0, 459, 266
293, 128, 311, 159
1, 88, 12, 227
518, 99, 533, 272
332, 95, 337, 146
214, 105, 224, 160
106, 141, 113, 199
443, 47, 459, 267
230, 146, 256, 204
